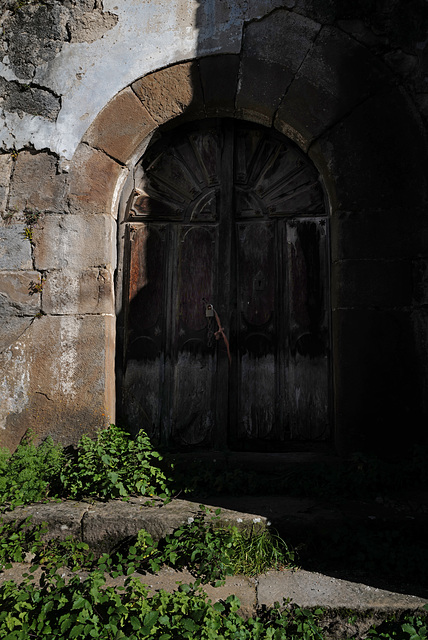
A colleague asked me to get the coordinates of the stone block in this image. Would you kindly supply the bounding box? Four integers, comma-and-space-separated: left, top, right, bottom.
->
131, 62, 205, 126
68, 143, 126, 216
0, 225, 32, 270
275, 76, 335, 149
32, 214, 115, 271
192, 0, 245, 55
0, 154, 13, 213
199, 55, 239, 115
300, 26, 388, 101
1, 502, 89, 541
330, 211, 412, 262
332, 259, 412, 309
0, 316, 34, 353
9, 152, 67, 214
237, 10, 320, 123
293, 0, 337, 23
236, 57, 294, 125
258, 569, 428, 610
276, 26, 392, 145
0, 314, 115, 451
83, 87, 157, 165
0, 271, 41, 315
246, 0, 295, 19
310, 87, 428, 213
42, 267, 114, 315
242, 10, 320, 69
82, 497, 267, 553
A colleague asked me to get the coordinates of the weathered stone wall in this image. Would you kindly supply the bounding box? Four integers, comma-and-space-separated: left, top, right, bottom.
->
1, 0, 427, 453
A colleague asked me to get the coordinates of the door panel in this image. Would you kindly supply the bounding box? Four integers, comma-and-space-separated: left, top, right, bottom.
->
286, 218, 330, 439
234, 222, 278, 442
172, 225, 218, 446
123, 224, 166, 440
122, 119, 330, 449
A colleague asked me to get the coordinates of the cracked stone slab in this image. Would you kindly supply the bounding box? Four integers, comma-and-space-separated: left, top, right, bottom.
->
1, 501, 89, 541
236, 10, 321, 122
257, 569, 428, 610
0, 315, 34, 353
82, 497, 268, 553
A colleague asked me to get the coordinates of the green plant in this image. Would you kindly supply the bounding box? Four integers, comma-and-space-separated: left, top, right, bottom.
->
227, 522, 295, 576
23, 209, 41, 226
61, 424, 172, 501
120, 506, 295, 584
368, 606, 428, 640
0, 518, 46, 569
35, 537, 95, 574
22, 226, 33, 243
402, 615, 428, 640
28, 275, 44, 294
0, 433, 64, 511
0, 569, 326, 640
21, 210, 41, 246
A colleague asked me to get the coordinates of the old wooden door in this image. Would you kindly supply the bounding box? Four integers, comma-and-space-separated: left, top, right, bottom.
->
120, 119, 330, 449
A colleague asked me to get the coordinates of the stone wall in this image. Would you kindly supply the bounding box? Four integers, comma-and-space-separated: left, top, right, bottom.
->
1, 0, 427, 453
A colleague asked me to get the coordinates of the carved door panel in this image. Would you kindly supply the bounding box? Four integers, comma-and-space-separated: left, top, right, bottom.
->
121, 119, 330, 449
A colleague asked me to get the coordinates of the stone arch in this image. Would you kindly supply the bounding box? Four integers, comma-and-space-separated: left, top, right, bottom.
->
67, 24, 428, 453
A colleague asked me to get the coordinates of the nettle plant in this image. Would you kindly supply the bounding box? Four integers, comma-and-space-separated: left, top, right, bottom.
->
0, 433, 63, 511
60, 424, 172, 501
0, 424, 173, 510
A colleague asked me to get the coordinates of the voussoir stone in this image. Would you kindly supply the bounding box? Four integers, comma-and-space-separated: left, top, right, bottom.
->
237, 10, 321, 123
83, 87, 157, 165
132, 62, 205, 125
199, 55, 239, 116
68, 143, 126, 216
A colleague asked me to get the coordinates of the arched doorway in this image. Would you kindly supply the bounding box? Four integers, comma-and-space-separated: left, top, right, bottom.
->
119, 119, 330, 450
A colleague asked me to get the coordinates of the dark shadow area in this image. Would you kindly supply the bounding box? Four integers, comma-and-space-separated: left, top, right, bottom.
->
167, 449, 428, 599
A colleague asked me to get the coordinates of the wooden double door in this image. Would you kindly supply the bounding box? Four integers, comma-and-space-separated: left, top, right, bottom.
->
121, 119, 330, 449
